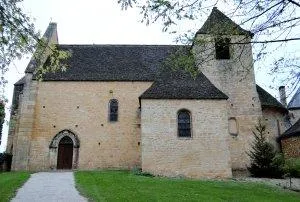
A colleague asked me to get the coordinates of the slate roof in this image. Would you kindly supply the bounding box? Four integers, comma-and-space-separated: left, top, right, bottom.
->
37, 44, 227, 100
256, 85, 287, 112
41, 45, 183, 81
140, 69, 228, 99
14, 76, 26, 85
196, 7, 253, 36
287, 87, 300, 109
279, 118, 300, 139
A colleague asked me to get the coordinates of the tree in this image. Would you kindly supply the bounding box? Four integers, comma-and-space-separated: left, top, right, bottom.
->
247, 120, 284, 178
0, 100, 4, 145
1, 1, 299, 94
118, 0, 300, 93
0, 0, 69, 98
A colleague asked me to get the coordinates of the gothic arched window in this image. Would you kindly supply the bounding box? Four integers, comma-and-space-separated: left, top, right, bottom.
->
109, 99, 118, 122
178, 109, 192, 137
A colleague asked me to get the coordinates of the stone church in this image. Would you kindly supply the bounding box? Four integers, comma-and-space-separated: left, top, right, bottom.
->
6, 7, 295, 178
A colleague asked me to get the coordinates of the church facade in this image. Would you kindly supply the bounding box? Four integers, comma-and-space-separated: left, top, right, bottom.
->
6, 8, 290, 178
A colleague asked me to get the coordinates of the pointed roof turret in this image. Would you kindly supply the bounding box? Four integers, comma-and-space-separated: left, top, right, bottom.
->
196, 7, 253, 37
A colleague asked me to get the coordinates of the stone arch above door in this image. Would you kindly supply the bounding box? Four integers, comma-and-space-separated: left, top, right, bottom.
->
49, 130, 80, 149
49, 130, 80, 169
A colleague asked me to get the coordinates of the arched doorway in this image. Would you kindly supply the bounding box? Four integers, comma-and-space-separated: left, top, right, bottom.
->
57, 136, 73, 169
49, 130, 80, 170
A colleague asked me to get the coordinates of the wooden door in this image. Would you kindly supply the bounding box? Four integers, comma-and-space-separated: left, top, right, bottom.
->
57, 137, 73, 169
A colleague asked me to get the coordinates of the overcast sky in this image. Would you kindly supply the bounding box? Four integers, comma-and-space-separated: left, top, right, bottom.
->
0, 0, 293, 151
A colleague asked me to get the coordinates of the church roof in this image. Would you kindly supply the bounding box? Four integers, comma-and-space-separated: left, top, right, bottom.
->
40, 44, 179, 81
279, 118, 300, 140
256, 85, 287, 112
38, 44, 228, 100
287, 87, 300, 109
140, 69, 228, 99
196, 7, 253, 36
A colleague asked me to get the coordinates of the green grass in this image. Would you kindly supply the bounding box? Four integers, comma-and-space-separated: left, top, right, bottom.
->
75, 170, 300, 202
0, 172, 30, 202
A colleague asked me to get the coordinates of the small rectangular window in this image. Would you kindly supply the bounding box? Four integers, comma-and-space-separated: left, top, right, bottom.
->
215, 38, 230, 60
109, 99, 118, 122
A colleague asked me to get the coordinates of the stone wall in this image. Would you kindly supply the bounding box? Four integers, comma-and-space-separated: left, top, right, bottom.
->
7, 22, 59, 170
262, 108, 287, 150
10, 74, 38, 170
141, 99, 232, 179
14, 81, 152, 171
6, 84, 25, 154
281, 136, 300, 158
193, 35, 262, 170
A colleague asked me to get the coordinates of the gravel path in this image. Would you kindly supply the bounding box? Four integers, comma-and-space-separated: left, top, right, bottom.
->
234, 177, 300, 191
11, 172, 87, 202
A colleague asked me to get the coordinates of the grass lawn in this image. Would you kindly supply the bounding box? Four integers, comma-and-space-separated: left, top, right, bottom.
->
75, 170, 300, 202
0, 172, 30, 202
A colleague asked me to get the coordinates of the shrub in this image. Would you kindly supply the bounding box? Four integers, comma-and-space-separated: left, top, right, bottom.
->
0, 152, 13, 172
247, 120, 284, 178
131, 166, 154, 177
283, 158, 300, 178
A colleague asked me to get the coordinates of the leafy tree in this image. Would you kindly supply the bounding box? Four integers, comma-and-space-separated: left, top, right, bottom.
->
0, 0, 70, 97
247, 120, 284, 178
118, 0, 300, 91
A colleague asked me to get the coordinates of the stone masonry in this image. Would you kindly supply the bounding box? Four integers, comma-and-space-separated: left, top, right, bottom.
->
27, 81, 152, 170
281, 137, 300, 158
10, 75, 38, 170
262, 108, 287, 150
141, 99, 232, 178
193, 35, 262, 169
